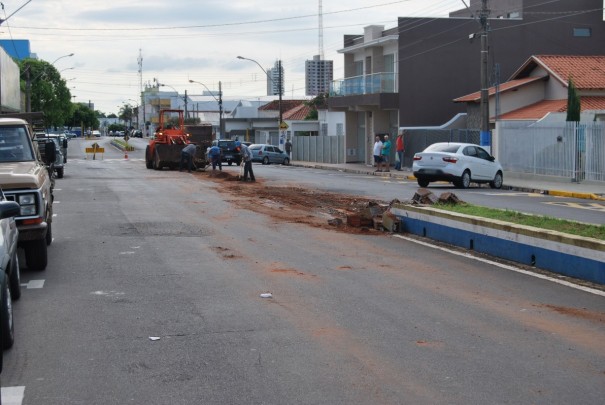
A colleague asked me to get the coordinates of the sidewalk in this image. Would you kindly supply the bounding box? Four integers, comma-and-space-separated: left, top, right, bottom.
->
290, 161, 605, 201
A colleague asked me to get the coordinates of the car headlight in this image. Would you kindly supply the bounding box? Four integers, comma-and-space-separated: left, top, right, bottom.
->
17, 194, 37, 216
18, 194, 35, 205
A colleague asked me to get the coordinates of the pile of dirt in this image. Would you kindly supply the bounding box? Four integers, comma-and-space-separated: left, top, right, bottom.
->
197, 170, 387, 234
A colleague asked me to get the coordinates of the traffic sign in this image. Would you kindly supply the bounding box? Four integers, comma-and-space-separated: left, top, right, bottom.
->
279, 121, 289, 130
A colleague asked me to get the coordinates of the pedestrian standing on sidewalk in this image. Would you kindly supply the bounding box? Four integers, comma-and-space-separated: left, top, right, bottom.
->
237, 141, 255, 182
380, 134, 392, 172
179, 143, 197, 172
373, 135, 383, 172
285, 138, 292, 159
394, 130, 404, 171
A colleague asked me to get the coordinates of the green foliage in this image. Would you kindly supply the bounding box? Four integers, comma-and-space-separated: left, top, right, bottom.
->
19, 58, 74, 128
566, 78, 581, 122
304, 93, 328, 120
433, 202, 604, 240
69, 103, 99, 130
108, 123, 127, 133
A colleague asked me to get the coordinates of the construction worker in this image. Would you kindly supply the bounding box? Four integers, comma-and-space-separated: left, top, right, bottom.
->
179, 143, 197, 173
236, 141, 255, 182
208, 144, 222, 174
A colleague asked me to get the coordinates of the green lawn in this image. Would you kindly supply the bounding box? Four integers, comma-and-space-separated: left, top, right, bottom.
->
432, 202, 605, 240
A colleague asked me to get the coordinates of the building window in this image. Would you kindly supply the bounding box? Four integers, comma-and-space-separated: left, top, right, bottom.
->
573, 28, 591, 37
336, 123, 344, 136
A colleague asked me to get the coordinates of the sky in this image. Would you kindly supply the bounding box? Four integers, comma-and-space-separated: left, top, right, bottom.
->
3, 0, 467, 114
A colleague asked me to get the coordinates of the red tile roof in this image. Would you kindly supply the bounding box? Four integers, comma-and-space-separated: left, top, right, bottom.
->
259, 100, 307, 112
454, 76, 547, 103
283, 104, 312, 120
512, 55, 605, 90
497, 97, 605, 120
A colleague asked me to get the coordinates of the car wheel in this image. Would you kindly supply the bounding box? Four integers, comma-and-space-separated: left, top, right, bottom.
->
490, 171, 503, 189
56, 167, 64, 178
236, 160, 242, 166
46, 220, 52, 246
460, 170, 471, 189
1, 273, 14, 350
417, 178, 429, 187
262, 156, 270, 165
9, 255, 21, 301
228, 161, 233, 166
283, 157, 290, 165
145, 146, 153, 169
24, 239, 47, 271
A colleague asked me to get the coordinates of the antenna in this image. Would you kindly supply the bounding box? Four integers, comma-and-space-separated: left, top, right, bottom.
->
318, 0, 324, 60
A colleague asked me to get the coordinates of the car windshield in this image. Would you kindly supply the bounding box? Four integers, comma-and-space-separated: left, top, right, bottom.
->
0, 126, 36, 162
426, 144, 461, 153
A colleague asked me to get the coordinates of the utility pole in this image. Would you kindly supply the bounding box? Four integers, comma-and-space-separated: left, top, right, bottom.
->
278, 60, 283, 127
184, 90, 188, 119
479, 0, 490, 147
218, 81, 223, 138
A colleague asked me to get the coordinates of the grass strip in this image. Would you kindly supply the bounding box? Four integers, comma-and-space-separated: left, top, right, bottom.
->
432, 202, 605, 240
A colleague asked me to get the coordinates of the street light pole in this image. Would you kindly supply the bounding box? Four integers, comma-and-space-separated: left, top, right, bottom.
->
188, 79, 223, 138
237, 56, 283, 139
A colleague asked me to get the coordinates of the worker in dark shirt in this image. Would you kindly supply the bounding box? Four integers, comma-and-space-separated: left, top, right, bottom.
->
179, 143, 197, 172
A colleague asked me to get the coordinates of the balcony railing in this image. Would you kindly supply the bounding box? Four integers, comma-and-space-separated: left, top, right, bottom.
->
330, 72, 397, 97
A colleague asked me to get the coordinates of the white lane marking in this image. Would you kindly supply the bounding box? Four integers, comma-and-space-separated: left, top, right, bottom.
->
394, 234, 605, 297
54, 201, 60, 204
1, 386, 25, 405
21, 280, 45, 289
54, 188, 62, 191
119, 251, 136, 255
52, 214, 57, 217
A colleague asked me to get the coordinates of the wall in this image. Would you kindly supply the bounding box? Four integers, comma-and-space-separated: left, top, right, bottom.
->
0, 47, 21, 112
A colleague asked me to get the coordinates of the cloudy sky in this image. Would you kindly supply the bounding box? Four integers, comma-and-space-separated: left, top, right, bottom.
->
4, 0, 466, 114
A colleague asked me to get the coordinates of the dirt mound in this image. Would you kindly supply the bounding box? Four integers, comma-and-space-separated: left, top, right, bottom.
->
200, 171, 385, 234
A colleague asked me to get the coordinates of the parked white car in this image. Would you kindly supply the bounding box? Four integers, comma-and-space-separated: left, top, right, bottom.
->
412, 142, 503, 189
249, 144, 290, 165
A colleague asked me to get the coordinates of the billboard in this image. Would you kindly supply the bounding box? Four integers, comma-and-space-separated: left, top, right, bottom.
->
0, 47, 21, 112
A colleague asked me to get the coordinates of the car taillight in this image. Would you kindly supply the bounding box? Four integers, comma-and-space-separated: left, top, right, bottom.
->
413, 155, 422, 161
442, 157, 458, 163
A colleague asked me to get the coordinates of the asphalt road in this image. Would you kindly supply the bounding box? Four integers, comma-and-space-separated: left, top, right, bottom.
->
1, 137, 603, 404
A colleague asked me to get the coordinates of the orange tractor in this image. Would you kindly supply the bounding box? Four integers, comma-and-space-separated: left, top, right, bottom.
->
145, 109, 212, 170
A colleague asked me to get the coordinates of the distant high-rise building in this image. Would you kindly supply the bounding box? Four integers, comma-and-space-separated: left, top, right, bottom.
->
305, 55, 333, 96
266, 60, 284, 96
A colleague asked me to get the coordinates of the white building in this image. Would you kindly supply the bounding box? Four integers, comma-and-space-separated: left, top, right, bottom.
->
266, 60, 284, 96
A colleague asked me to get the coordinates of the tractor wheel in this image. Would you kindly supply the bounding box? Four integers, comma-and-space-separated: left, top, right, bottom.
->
145, 146, 153, 169
153, 148, 161, 170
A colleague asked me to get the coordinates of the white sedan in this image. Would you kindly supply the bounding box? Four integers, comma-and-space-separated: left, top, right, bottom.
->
412, 142, 503, 189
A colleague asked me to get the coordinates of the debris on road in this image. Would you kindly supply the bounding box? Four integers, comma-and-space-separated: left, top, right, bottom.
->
149, 337, 161, 341
260, 293, 273, 298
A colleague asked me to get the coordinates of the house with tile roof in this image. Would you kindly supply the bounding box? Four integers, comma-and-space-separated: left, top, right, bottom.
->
454, 55, 605, 124
453, 55, 605, 183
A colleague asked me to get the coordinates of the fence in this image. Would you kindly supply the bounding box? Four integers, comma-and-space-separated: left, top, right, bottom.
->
291, 135, 345, 164
497, 121, 605, 182
403, 129, 480, 168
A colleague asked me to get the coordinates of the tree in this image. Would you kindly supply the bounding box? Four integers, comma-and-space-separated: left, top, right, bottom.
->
304, 93, 328, 120
69, 103, 99, 131
566, 78, 581, 122
19, 58, 74, 128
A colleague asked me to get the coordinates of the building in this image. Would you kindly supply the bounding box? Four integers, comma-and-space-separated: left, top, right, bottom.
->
449, 0, 522, 18
398, 0, 605, 127
305, 55, 333, 96
0, 39, 34, 60
266, 60, 284, 96
328, 25, 399, 164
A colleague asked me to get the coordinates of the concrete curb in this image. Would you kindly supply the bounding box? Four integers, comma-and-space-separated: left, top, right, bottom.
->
391, 204, 605, 285
290, 162, 605, 201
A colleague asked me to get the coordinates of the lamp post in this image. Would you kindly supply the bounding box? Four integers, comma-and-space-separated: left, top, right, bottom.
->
237, 56, 283, 145
189, 79, 223, 138
26, 52, 74, 112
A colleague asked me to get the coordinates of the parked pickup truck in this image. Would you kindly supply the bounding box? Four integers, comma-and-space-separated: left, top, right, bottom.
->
0, 113, 56, 271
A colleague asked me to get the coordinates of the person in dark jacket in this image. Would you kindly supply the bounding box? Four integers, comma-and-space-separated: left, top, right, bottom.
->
179, 143, 197, 172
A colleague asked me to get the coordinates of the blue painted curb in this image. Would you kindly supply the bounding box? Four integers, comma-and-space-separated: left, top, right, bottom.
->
390, 205, 605, 285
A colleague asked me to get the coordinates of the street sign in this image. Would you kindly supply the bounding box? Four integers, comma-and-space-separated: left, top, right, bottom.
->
279, 121, 289, 130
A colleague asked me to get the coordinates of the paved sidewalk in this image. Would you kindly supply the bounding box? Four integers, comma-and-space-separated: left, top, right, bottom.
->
291, 161, 605, 201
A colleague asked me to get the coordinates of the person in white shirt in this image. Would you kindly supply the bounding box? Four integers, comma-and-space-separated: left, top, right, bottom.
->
373, 135, 383, 172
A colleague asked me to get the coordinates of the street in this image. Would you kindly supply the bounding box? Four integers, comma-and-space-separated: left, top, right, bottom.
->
1, 138, 604, 404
